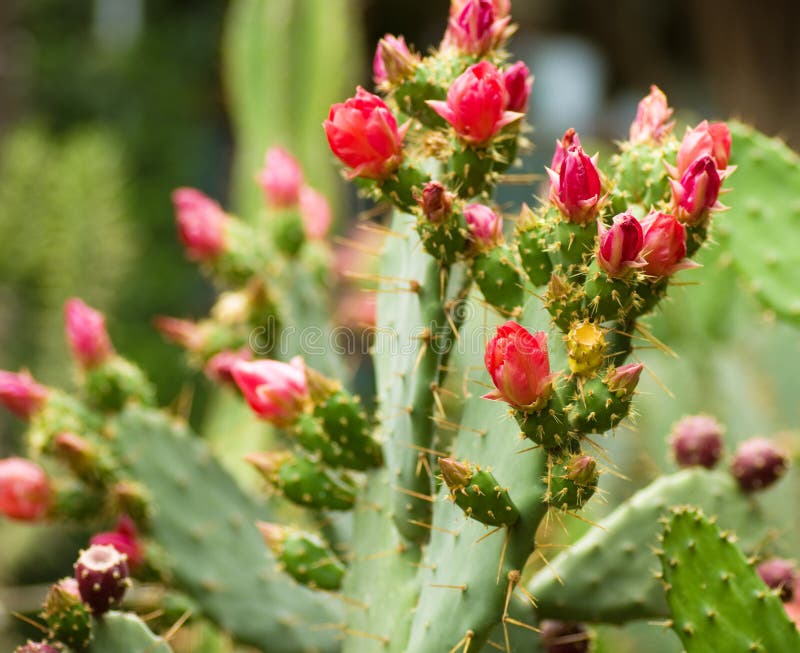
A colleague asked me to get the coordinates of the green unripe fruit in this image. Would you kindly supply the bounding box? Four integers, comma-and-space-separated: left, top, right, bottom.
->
42, 578, 92, 651
611, 141, 676, 210
545, 273, 587, 333
546, 454, 599, 511
517, 206, 554, 287
449, 144, 495, 198
439, 458, 520, 526
417, 213, 469, 265
271, 211, 306, 257
515, 390, 573, 450
84, 357, 156, 413
258, 523, 345, 590
549, 220, 597, 275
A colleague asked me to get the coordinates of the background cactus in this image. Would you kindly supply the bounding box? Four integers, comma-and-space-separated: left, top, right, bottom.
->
1, 2, 800, 653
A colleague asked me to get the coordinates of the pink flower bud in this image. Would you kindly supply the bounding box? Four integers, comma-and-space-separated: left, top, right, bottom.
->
547, 145, 602, 224
427, 61, 523, 146
298, 186, 333, 240
419, 181, 454, 223
154, 316, 206, 353
640, 211, 696, 277
204, 348, 253, 386
0, 457, 51, 521
171, 188, 227, 261
672, 120, 732, 178
550, 128, 581, 173
324, 87, 408, 180
450, 0, 510, 18
597, 213, 645, 277
605, 362, 643, 396
483, 321, 556, 409
503, 61, 533, 113
91, 515, 143, 569
443, 0, 510, 55
628, 85, 674, 144
231, 357, 310, 426
373, 35, 417, 86
257, 147, 303, 208
64, 298, 114, 369
465, 203, 503, 249
0, 370, 48, 420
670, 155, 722, 225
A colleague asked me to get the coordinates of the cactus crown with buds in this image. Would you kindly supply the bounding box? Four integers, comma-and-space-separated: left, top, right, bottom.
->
1, 3, 799, 653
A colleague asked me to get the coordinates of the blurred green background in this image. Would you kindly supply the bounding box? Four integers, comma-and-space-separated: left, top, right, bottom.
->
0, 0, 798, 650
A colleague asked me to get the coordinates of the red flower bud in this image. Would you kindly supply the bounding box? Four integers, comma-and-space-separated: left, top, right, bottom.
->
171, 188, 227, 261
672, 120, 732, 178
550, 128, 581, 174
298, 186, 332, 240
597, 212, 645, 277
547, 145, 602, 224
503, 61, 533, 113
0, 370, 48, 420
324, 87, 408, 180
427, 61, 523, 146
257, 147, 303, 208
450, 0, 510, 18
442, 0, 510, 55
483, 321, 556, 409
628, 85, 674, 144
640, 211, 696, 277
231, 357, 310, 426
64, 298, 114, 369
465, 203, 503, 249
420, 181, 454, 223
0, 457, 51, 521
670, 155, 722, 224
91, 515, 143, 569
373, 35, 417, 86
154, 316, 206, 353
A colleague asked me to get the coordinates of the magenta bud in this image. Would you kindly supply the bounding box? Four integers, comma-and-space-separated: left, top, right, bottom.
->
628, 85, 674, 145
0, 370, 49, 420
605, 363, 643, 396
540, 620, 591, 653
597, 212, 644, 277
420, 181, 454, 223
673, 120, 732, 178
298, 186, 333, 240
503, 61, 533, 113
464, 203, 503, 249
550, 128, 581, 175
731, 438, 788, 492
153, 316, 206, 353
548, 145, 602, 225
74, 544, 130, 614
0, 457, 51, 522
257, 147, 303, 208
64, 298, 115, 369
204, 348, 253, 386
640, 211, 696, 277
373, 34, 417, 86
669, 415, 724, 469
171, 188, 227, 261
671, 154, 722, 225
757, 558, 796, 602
442, 0, 510, 56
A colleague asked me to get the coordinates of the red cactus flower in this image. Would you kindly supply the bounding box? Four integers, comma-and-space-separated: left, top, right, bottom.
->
483, 321, 556, 409
628, 85, 674, 144
324, 87, 408, 180
503, 61, 533, 113
671, 120, 732, 178
373, 35, 417, 86
443, 0, 510, 55
547, 145, 602, 224
670, 155, 722, 224
465, 203, 503, 250
640, 211, 697, 277
597, 213, 645, 277
91, 515, 144, 569
427, 61, 523, 145
0, 370, 48, 420
550, 128, 581, 174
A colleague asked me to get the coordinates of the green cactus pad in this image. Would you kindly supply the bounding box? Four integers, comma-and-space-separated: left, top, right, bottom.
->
721, 122, 800, 324
528, 468, 769, 624
278, 529, 345, 590
272, 452, 357, 511
517, 222, 553, 287
86, 611, 172, 653
110, 407, 341, 653
472, 245, 525, 315
659, 506, 800, 652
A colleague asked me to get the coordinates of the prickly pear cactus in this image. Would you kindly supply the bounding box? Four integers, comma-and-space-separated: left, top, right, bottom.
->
1, 3, 798, 653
